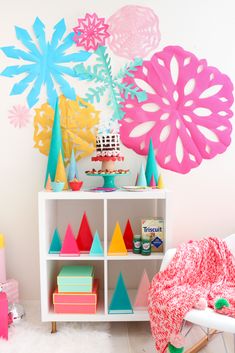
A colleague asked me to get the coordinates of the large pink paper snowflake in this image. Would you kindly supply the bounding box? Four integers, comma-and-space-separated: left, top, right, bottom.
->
120, 46, 234, 174
8, 104, 31, 128
107, 5, 160, 60
73, 13, 110, 51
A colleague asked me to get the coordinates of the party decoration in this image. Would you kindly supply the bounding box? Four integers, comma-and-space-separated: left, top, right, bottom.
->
123, 219, 134, 251
49, 228, 62, 254
89, 231, 103, 256
43, 99, 64, 186
45, 174, 52, 191
136, 164, 147, 187
149, 175, 156, 187
134, 270, 150, 310
55, 150, 68, 190
145, 138, 158, 185
51, 181, 64, 192
76, 212, 93, 253
1, 279, 19, 305
8, 104, 31, 128
74, 47, 147, 121
108, 222, 127, 256
60, 224, 80, 256
0, 290, 8, 340
34, 95, 99, 166
157, 174, 164, 189
107, 5, 160, 60
0, 18, 91, 108
68, 149, 79, 181
109, 273, 133, 314
120, 46, 234, 174
8, 303, 25, 324
73, 13, 110, 51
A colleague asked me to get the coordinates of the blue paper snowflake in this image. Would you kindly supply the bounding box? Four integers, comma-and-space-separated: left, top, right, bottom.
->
0, 17, 91, 108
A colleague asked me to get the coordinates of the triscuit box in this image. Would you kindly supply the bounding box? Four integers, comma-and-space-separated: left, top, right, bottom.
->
141, 219, 164, 252
53, 279, 99, 314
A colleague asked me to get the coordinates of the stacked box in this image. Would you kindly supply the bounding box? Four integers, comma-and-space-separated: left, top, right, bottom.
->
1, 279, 19, 304
54, 265, 98, 314
53, 279, 99, 314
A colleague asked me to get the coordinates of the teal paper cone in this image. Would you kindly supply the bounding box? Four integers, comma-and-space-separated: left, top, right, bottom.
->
137, 164, 147, 187
145, 138, 159, 185
109, 273, 133, 314
49, 228, 62, 254
68, 149, 79, 181
44, 99, 64, 186
89, 231, 103, 256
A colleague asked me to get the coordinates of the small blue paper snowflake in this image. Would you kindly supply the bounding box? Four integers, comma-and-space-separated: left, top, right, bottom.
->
1, 17, 91, 108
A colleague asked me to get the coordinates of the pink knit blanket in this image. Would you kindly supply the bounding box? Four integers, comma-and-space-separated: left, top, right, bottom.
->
148, 237, 235, 353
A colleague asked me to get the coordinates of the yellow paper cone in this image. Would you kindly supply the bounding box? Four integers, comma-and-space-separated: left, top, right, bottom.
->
157, 174, 164, 189
55, 151, 68, 190
108, 222, 127, 256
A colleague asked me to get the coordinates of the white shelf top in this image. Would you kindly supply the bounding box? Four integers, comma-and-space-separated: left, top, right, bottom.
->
46, 252, 164, 261
39, 189, 169, 200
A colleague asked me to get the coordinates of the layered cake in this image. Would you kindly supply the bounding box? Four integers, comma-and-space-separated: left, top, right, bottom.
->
96, 134, 120, 157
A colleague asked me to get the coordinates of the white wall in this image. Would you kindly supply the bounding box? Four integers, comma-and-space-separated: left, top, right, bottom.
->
0, 0, 235, 299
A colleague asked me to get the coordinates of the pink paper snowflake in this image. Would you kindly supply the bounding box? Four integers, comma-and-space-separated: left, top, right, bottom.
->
8, 104, 31, 128
120, 46, 234, 174
73, 13, 110, 51
107, 5, 160, 60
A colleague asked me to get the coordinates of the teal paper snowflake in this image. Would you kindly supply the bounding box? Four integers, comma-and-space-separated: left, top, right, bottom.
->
1, 17, 91, 108
74, 46, 147, 120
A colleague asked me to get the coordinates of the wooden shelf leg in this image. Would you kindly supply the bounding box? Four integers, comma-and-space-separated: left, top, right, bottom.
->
51, 321, 57, 334
185, 329, 217, 353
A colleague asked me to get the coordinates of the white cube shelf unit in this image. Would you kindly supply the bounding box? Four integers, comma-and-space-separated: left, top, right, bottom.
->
38, 189, 170, 328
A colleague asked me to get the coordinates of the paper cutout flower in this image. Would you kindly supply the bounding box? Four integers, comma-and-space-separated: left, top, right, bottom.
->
107, 5, 160, 59
1, 18, 91, 108
8, 104, 31, 128
34, 95, 100, 165
120, 46, 234, 174
73, 13, 110, 51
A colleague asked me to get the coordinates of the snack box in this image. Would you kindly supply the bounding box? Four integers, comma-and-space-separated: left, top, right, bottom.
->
57, 265, 94, 293
53, 279, 99, 314
141, 218, 164, 252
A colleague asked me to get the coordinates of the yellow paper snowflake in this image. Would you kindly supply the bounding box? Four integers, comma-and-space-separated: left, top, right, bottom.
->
33, 95, 100, 165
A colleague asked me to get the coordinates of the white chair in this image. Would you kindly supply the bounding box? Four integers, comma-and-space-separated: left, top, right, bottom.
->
160, 234, 235, 353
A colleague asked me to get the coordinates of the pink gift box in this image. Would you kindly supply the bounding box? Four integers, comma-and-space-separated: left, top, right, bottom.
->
1, 279, 19, 304
53, 279, 98, 314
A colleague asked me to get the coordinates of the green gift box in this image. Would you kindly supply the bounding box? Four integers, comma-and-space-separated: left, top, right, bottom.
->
57, 265, 94, 293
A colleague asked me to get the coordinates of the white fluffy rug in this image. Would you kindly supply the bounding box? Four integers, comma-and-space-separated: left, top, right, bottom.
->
0, 301, 112, 353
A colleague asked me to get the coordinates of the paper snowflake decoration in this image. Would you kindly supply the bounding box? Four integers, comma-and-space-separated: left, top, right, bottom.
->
107, 5, 161, 59
74, 46, 147, 123
120, 46, 234, 174
34, 95, 100, 165
73, 13, 110, 51
8, 104, 31, 128
1, 17, 91, 108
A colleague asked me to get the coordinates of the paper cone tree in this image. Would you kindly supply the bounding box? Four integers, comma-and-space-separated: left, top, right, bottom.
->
135, 173, 139, 186
68, 149, 79, 181
149, 174, 156, 187
157, 174, 164, 189
49, 228, 62, 254
109, 273, 133, 314
76, 212, 93, 253
89, 231, 103, 256
134, 270, 150, 310
108, 222, 127, 255
123, 219, 134, 251
137, 164, 147, 187
44, 99, 64, 186
55, 150, 68, 189
145, 138, 159, 186
60, 224, 80, 256
45, 174, 52, 191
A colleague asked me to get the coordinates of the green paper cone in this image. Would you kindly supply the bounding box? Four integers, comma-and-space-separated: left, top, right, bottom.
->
89, 231, 103, 256
68, 149, 79, 181
137, 164, 147, 187
145, 138, 159, 185
109, 273, 133, 314
44, 99, 64, 186
49, 228, 62, 254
